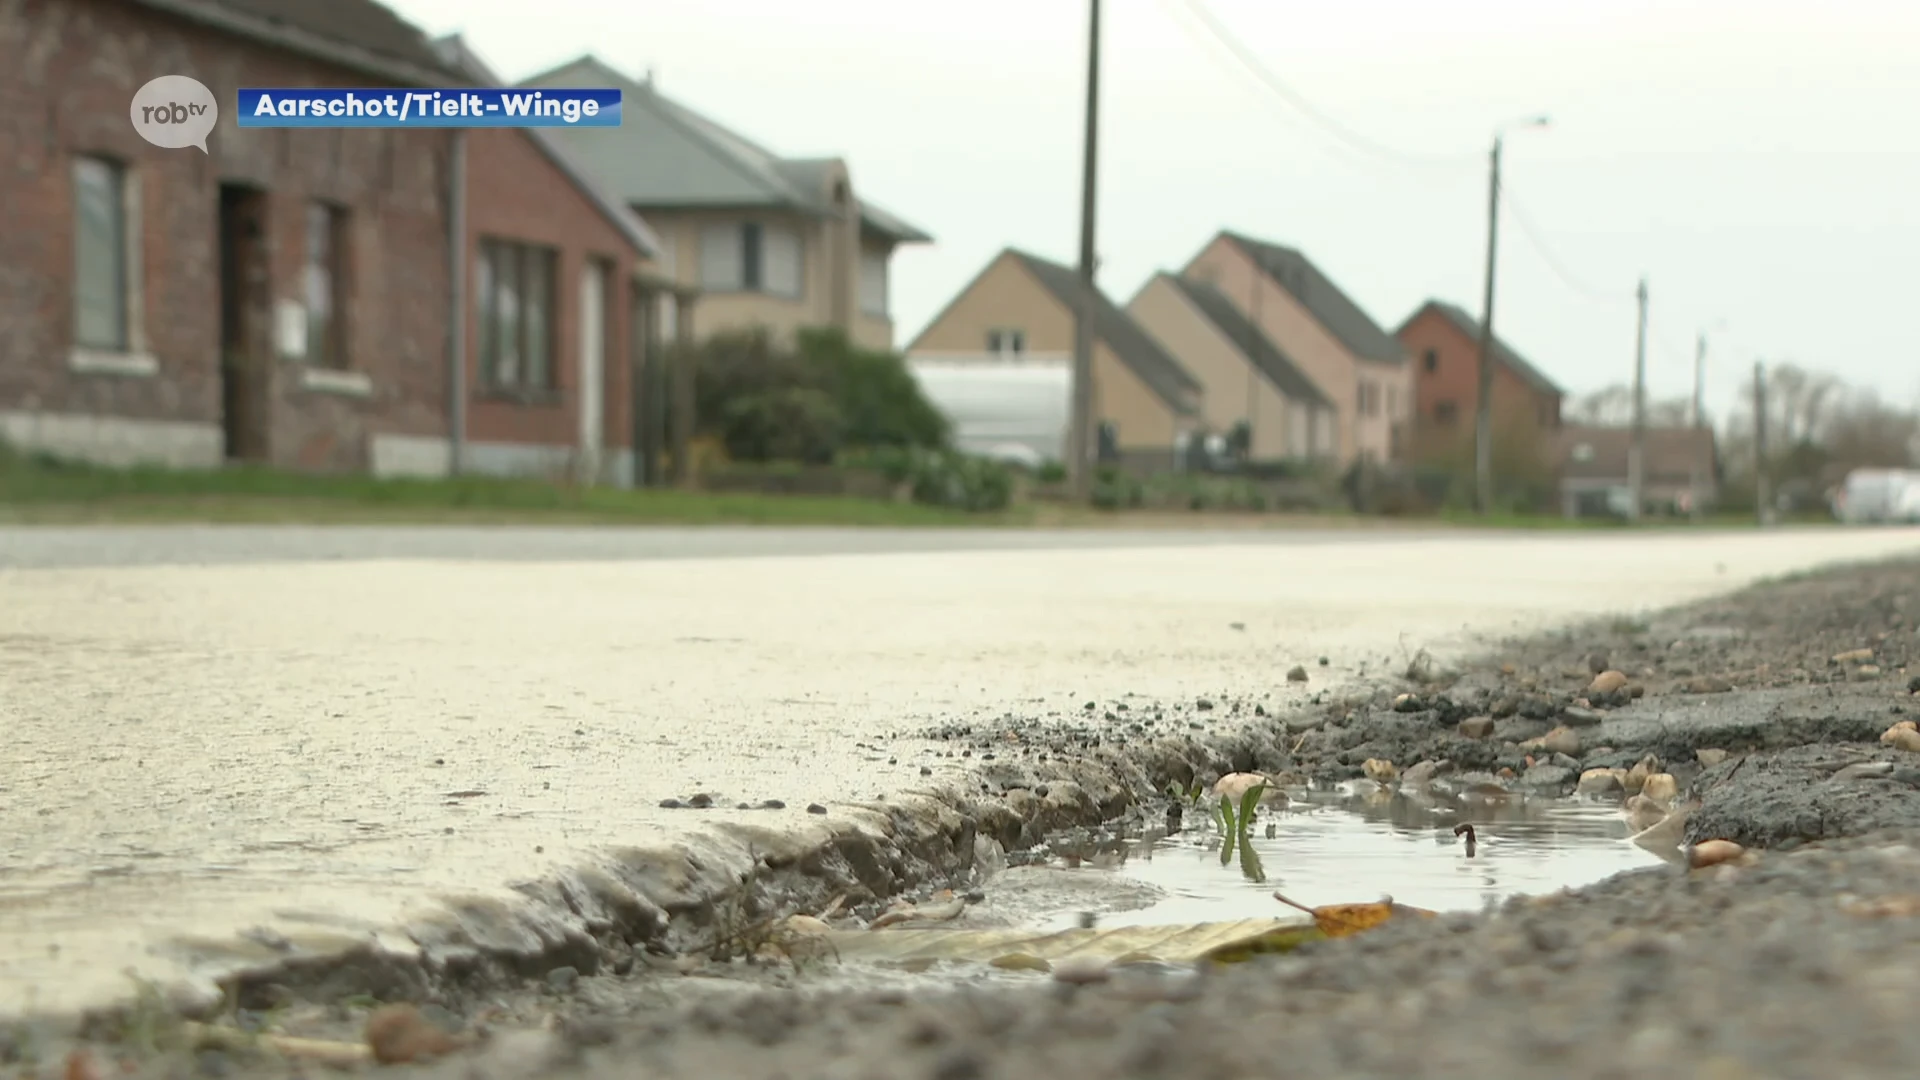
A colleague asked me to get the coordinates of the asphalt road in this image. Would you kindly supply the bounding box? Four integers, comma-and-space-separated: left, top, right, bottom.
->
3, 524, 1918, 1020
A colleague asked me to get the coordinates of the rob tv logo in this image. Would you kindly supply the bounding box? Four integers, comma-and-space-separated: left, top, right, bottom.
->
129, 75, 219, 153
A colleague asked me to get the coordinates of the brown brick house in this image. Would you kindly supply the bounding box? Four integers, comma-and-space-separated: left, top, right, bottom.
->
0, 0, 465, 473
1395, 299, 1564, 467
429, 36, 694, 488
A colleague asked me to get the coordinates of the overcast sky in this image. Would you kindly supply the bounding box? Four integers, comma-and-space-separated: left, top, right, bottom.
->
385, 0, 1920, 422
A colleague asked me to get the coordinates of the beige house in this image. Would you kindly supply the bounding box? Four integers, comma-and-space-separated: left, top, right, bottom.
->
523, 58, 930, 351
1182, 231, 1412, 466
907, 249, 1201, 466
1127, 273, 1335, 462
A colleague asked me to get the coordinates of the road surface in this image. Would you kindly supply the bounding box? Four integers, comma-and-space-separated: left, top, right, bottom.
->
3, 524, 1917, 1018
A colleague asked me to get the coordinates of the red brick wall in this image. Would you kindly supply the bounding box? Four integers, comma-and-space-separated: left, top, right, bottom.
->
461, 126, 641, 454
1396, 307, 1560, 462
0, 0, 453, 472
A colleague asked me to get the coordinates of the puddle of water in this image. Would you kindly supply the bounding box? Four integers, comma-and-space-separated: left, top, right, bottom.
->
1042, 790, 1670, 931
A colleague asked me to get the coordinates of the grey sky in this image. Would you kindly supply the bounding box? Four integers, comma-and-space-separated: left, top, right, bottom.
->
383, 0, 1920, 422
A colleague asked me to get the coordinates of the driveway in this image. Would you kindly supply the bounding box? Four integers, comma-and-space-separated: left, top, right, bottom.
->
3, 524, 1917, 1017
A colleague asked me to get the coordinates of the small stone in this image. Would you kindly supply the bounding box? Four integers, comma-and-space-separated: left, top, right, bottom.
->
806, 803, 828, 815
1577, 768, 1622, 795
920, 766, 933, 776
546, 965, 579, 993
1833, 761, 1894, 782
1585, 651, 1611, 675
1400, 760, 1446, 789
1318, 656, 1330, 666
989, 953, 1051, 973
1458, 716, 1496, 739
1196, 698, 1215, 711
1854, 665, 1883, 680
364, 1004, 467, 1065
1051, 957, 1111, 985
1588, 670, 1630, 695
1539, 726, 1581, 757
1520, 764, 1574, 790
1908, 674, 1920, 694
1833, 648, 1875, 664
1560, 706, 1603, 727
1287, 666, 1309, 683
1392, 693, 1424, 713
1682, 675, 1733, 694
1640, 773, 1679, 806
1881, 723, 1920, 753
657, 798, 684, 809
686, 793, 714, 809
1362, 758, 1399, 784
760, 799, 786, 809
1696, 748, 1730, 766
1688, 839, 1746, 869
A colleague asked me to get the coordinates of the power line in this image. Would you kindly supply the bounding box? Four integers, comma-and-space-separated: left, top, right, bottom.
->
1498, 184, 1634, 306
1166, 0, 1478, 171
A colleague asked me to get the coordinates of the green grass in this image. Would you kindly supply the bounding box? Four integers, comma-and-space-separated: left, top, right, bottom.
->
0, 451, 1022, 527
1435, 508, 1834, 531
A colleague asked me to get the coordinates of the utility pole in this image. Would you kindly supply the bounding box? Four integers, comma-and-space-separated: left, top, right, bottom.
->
1753, 360, 1772, 527
1065, 0, 1102, 500
1627, 276, 1648, 523
1470, 115, 1548, 514
1688, 331, 1706, 522
1470, 136, 1503, 515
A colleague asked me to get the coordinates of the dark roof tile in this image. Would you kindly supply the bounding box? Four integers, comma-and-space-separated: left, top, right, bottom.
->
1008, 250, 1200, 417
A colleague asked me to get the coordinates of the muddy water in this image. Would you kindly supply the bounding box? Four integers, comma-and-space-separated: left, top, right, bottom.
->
1042, 794, 1670, 930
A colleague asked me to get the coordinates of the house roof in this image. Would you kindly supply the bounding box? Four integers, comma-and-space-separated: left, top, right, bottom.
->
1160, 275, 1331, 409
1557, 425, 1718, 486
432, 36, 661, 264
1401, 300, 1564, 398
518, 56, 932, 245
131, 0, 462, 84
1008, 250, 1201, 418
1220, 232, 1407, 366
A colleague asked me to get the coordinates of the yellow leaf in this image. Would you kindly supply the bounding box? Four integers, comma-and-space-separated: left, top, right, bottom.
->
820, 918, 1305, 968
1272, 892, 1437, 938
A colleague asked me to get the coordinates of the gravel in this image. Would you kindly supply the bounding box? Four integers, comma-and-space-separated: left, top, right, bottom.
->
32, 555, 1920, 1079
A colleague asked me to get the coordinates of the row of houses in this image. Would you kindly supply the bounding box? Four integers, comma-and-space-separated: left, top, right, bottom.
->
904, 240, 1720, 515
2, 0, 1714, 514
0, 0, 928, 483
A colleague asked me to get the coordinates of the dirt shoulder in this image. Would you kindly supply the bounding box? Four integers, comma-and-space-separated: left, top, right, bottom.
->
25, 555, 1920, 1080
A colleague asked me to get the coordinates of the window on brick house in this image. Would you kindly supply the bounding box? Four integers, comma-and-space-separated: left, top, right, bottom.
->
304, 202, 349, 368
1423, 348, 1438, 373
72, 156, 130, 351
1435, 401, 1459, 426
477, 238, 558, 392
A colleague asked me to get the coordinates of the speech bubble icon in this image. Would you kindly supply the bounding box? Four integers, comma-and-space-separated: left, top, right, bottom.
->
130, 75, 219, 153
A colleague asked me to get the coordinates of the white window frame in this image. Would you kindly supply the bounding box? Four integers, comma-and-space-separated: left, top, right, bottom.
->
985, 327, 1026, 358
69, 154, 155, 376
697, 221, 803, 300
760, 224, 803, 300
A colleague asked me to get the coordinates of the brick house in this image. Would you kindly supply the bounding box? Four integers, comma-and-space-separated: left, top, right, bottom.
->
1180, 232, 1412, 468
428, 36, 695, 488
1395, 299, 1564, 468
0, 0, 466, 473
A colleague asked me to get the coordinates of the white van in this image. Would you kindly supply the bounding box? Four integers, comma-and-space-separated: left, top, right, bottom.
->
1835, 468, 1920, 524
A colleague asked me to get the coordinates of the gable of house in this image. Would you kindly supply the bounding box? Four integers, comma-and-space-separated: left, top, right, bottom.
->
1222, 232, 1406, 368
1400, 300, 1562, 398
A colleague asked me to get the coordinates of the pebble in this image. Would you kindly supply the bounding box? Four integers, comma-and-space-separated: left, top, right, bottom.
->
1363, 758, 1399, 784
364, 1004, 468, 1065
1833, 648, 1875, 664
1400, 760, 1446, 789
1577, 768, 1623, 795
1640, 773, 1679, 806
1854, 665, 1883, 681
1213, 772, 1273, 802
1683, 675, 1734, 694
546, 965, 579, 992
1286, 665, 1309, 682
1696, 748, 1730, 766
1880, 723, 1920, 753
1521, 763, 1574, 790
1318, 656, 1330, 666
1832, 761, 1894, 782
1392, 693, 1424, 713
1689, 839, 1746, 869
1051, 957, 1111, 985
1458, 716, 1496, 739
1589, 669, 1630, 695
686, 793, 714, 809
1624, 794, 1668, 833
1560, 706, 1604, 727
1539, 726, 1582, 757
806, 803, 828, 815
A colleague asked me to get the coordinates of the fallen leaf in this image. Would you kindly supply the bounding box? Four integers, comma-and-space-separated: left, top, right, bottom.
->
364, 1004, 470, 1065
1272, 893, 1436, 937
822, 918, 1302, 967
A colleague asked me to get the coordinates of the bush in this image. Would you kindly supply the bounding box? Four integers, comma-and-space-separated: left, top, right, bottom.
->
719, 387, 843, 465
689, 326, 950, 466
1090, 467, 1144, 511
1035, 460, 1068, 484
836, 446, 1014, 512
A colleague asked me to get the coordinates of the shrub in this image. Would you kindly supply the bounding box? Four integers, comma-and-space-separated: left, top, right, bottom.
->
796, 327, 951, 451
1090, 467, 1144, 511
718, 387, 843, 465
